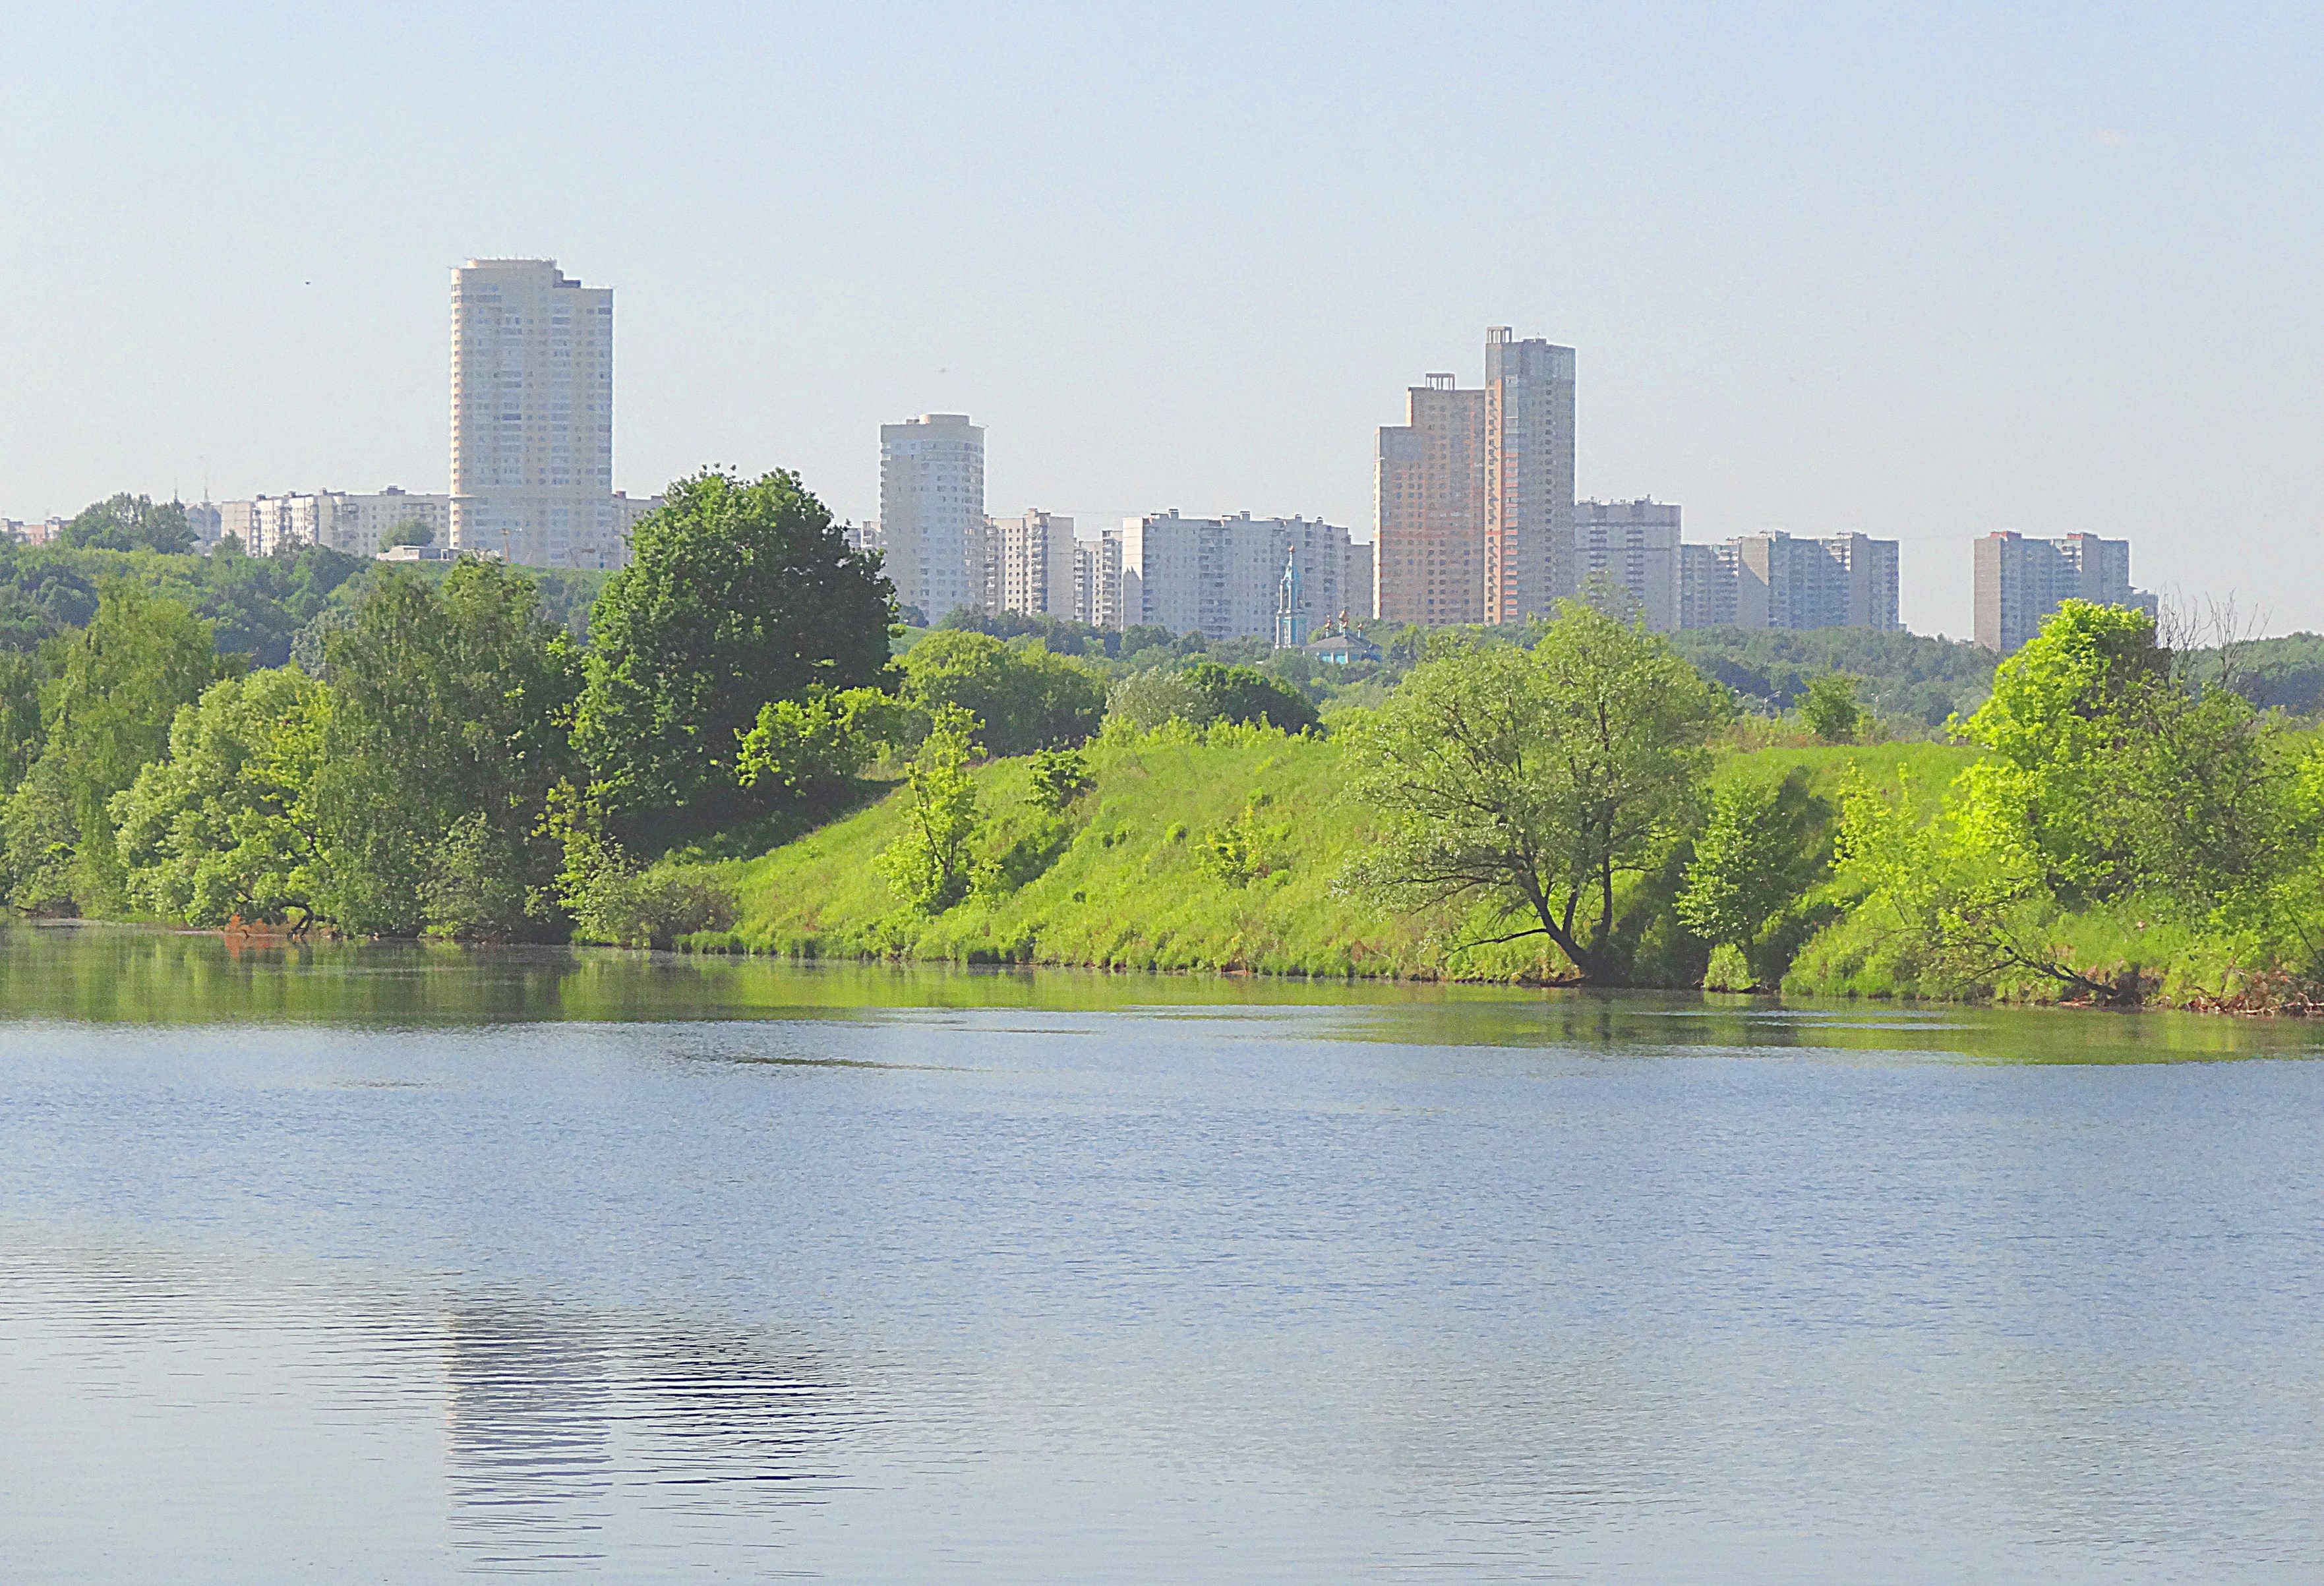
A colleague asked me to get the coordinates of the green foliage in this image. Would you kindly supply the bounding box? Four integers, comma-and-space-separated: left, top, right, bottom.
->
574, 469, 895, 844
1196, 797, 1290, 888
1340, 603, 1723, 983
1, 584, 231, 913
60, 494, 196, 554
901, 630, 1106, 755
1799, 672, 1862, 744
1676, 770, 1828, 980
1795, 601, 2316, 1004
1107, 668, 1215, 731
1179, 661, 1321, 734
735, 686, 909, 803
307, 560, 579, 937
555, 813, 737, 949
874, 705, 984, 914
0, 649, 45, 793
1025, 747, 1093, 812
1671, 626, 1995, 728
379, 518, 434, 550
110, 667, 330, 927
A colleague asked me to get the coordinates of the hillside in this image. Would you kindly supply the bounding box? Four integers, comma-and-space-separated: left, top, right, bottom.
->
688, 723, 1973, 982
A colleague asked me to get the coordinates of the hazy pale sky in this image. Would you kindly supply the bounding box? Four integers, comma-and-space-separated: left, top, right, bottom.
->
3, 3, 2319, 635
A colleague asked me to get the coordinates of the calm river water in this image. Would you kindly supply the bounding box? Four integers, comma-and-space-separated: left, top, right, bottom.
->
3, 924, 2321, 1582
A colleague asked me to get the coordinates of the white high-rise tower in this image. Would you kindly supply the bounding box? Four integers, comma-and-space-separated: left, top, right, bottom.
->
449, 258, 626, 568
879, 413, 986, 620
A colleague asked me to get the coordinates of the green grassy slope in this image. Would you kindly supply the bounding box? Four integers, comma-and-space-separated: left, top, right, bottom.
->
689, 722, 1976, 982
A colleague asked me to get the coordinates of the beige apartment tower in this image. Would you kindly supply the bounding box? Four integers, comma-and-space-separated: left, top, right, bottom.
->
449, 258, 626, 569
1375, 374, 1487, 626
1484, 328, 1576, 624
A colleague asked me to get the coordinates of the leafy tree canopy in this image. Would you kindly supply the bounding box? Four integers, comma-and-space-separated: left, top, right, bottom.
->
309, 560, 580, 936
574, 469, 895, 843
60, 494, 196, 554
111, 666, 331, 928
901, 630, 1105, 757
1341, 602, 1723, 983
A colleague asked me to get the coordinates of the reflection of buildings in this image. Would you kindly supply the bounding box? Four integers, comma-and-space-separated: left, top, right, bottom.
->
438, 1299, 845, 1566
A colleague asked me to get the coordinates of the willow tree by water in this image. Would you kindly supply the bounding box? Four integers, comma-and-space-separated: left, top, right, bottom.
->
1340, 602, 1723, 984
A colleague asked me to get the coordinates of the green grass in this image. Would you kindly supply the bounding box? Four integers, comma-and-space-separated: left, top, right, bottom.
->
683, 722, 1981, 984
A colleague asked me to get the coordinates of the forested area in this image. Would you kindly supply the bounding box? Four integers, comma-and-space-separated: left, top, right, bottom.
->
14, 476, 2324, 1007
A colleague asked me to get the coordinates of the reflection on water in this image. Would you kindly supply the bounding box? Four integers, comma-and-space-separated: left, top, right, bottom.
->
3, 924, 2323, 1580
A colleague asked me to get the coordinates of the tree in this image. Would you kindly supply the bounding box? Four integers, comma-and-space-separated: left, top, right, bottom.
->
1107, 668, 1215, 732
379, 517, 434, 550
1, 583, 229, 912
1026, 747, 1093, 811
574, 469, 895, 844
1179, 661, 1320, 735
110, 667, 331, 928
901, 631, 1105, 755
1799, 672, 1862, 743
1676, 770, 1826, 985
307, 560, 580, 936
1340, 603, 1723, 983
735, 686, 909, 804
875, 704, 982, 912
59, 494, 196, 554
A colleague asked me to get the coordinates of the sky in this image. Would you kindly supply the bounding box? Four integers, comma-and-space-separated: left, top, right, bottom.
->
2, 2, 2319, 637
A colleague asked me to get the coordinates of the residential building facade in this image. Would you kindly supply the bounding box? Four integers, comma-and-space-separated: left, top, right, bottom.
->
1973, 531, 2155, 653
879, 413, 985, 620
1074, 534, 1127, 630
993, 510, 1077, 618
1675, 531, 1901, 631
210, 488, 453, 556
1112, 511, 1353, 641
1375, 374, 1487, 626
448, 258, 628, 570
1484, 327, 1576, 624
1575, 498, 1681, 631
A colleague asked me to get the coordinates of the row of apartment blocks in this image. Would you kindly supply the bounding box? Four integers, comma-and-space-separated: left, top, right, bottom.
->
849, 507, 1375, 644
177, 486, 659, 561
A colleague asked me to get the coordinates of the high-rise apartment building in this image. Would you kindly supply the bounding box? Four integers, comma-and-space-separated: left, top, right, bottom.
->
1484, 328, 1576, 624
448, 258, 628, 570
1575, 499, 1681, 631
1111, 512, 1353, 641
1675, 531, 1901, 631
993, 510, 1077, 618
1342, 540, 1375, 622
879, 414, 985, 621
1973, 531, 2155, 653
1074, 535, 1127, 630
1679, 543, 1736, 629
1375, 374, 1487, 626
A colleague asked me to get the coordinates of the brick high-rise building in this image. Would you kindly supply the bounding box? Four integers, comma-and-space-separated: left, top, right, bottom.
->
1484, 327, 1576, 624
449, 258, 628, 569
1374, 374, 1487, 626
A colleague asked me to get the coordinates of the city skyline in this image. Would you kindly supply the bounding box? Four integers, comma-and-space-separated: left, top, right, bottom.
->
6, 9, 2315, 634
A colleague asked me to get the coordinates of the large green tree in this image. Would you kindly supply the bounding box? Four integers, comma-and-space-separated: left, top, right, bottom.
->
901, 631, 1104, 756
1340, 603, 1722, 982
111, 667, 332, 928
307, 560, 580, 936
59, 494, 197, 554
574, 470, 895, 844
0, 583, 229, 912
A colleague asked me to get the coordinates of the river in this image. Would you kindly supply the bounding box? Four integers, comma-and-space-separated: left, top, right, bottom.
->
2, 923, 2320, 1581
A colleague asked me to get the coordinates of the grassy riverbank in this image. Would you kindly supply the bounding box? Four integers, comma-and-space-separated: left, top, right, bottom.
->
684, 722, 1971, 984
